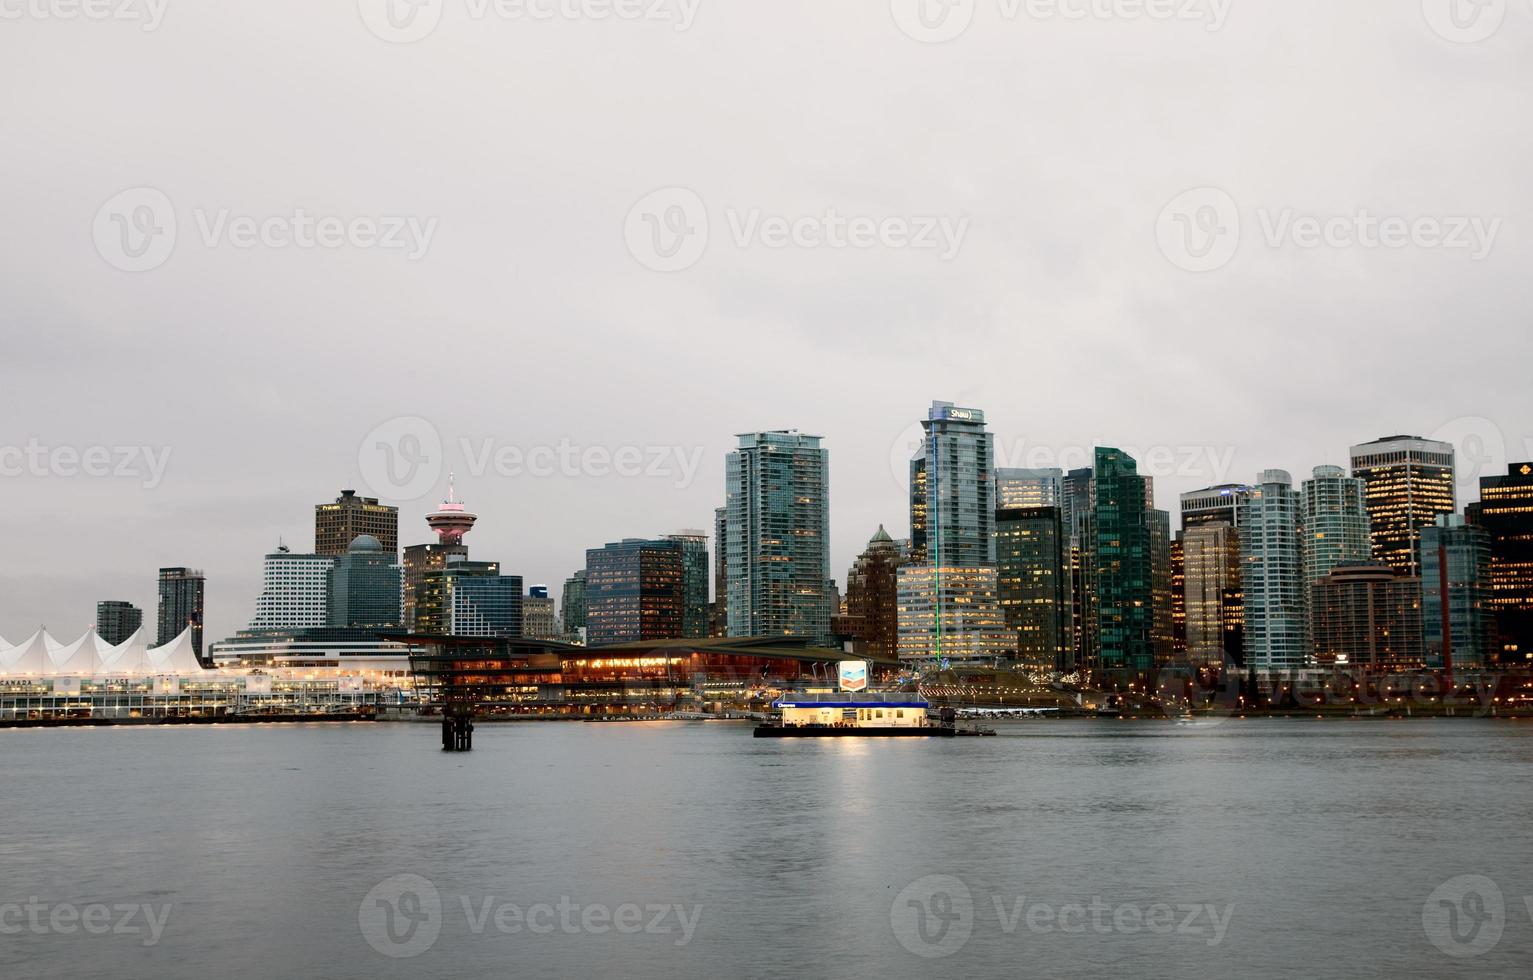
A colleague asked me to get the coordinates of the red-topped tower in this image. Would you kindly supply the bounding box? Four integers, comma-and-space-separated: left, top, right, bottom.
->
425, 474, 478, 545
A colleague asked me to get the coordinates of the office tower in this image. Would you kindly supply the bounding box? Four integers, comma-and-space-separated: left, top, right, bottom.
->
1061, 467, 1093, 667
244, 546, 333, 631
401, 543, 468, 631
1350, 435, 1456, 576
1301, 465, 1372, 594
994, 507, 1068, 670
711, 506, 729, 636
521, 586, 559, 641
895, 565, 1011, 662
315, 489, 399, 556
665, 530, 711, 639
1150, 508, 1175, 665
1421, 515, 1495, 669
908, 402, 995, 566
1086, 448, 1155, 673
1469, 461, 1533, 664
1171, 532, 1186, 656
1180, 484, 1253, 529
995, 468, 1063, 509
584, 538, 685, 647
1182, 523, 1243, 667
95, 601, 143, 645
327, 535, 402, 630
156, 567, 206, 662
842, 526, 905, 658
724, 431, 831, 641
561, 570, 588, 640
1061, 468, 1094, 544
1239, 470, 1308, 672
414, 558, 522, 637
1312, 564, 1424, 669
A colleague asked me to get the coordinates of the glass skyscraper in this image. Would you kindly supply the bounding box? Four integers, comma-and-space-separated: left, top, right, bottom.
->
1469, 461, 1533, 664
1350, 435, 1456, 577
1301, 465, 1372, 593
584, 538, 685, 647
1421, 514, 1495, 669
895, 565, 1011, 662
156, 567, 206, 662
1239, 470, 1309, 672
1087, 448, 1155, 673
994, 506, 1069, 669
665, 530, 711, 639
414, 558, 522, 638
994, 467, 1063, 509
1182, 523, 1243, 667
909, 402, 995, 566
724, 431, 831, 641
95, 600, 142, 645
327, 535, 402, 630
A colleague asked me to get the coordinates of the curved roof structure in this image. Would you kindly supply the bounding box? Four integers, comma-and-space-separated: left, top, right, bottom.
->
0, 627, 204, 677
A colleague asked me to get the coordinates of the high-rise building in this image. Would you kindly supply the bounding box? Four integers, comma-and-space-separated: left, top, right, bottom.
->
1312, 564, 1424, 669
156, 567, 206, 662
246, 546, 333, 632
666, 530, 711, 639
1170, 533, 1186, 656
585, 538, 685, 647
327, 535, 402, 630
843, 525, 905, 658
1061, 467, 1093, 668
1420, 515, 1495, 669
1239, 470, 1308, 672
401, 543, 468, 631
315, 489, 399, 557
1182, 523, 1243, 667
895, 565, 1012, 662
1150, 508, 1175, 665
521, 586, 559, 641
560, 570, 588, 642
95, 600, 142, 645
1302, 465, 1372, 593
711, 506, 729, 636
414, 558, 522, 637
1180, 484, 1253, 530
909, 402, 995, 566
1086, 448, 1155, 673
994, 507, 1068, 670
1469, 461, 1533, 664
1350, 435, 1456, 577
995, 468, 1063, 509
725, 431, 831, 641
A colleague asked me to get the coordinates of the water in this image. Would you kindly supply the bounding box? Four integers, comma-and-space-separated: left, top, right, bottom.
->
2, 719, 1530, 979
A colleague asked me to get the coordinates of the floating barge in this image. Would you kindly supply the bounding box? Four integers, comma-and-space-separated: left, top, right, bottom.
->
753, 694, 994, 738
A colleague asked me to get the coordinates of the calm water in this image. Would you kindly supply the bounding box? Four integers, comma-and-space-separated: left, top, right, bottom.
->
2, 719, 1531, 979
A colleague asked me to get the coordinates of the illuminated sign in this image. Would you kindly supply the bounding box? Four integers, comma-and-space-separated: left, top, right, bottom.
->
838, 661, 869, 692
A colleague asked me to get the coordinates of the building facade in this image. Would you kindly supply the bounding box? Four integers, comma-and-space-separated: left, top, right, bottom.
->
724, 431, 832, 641
909, 402, 995, 566
1180, 484, 1253, 530
843, 525, 905, 658
245, 547, 333, 632
560, 570, 588, 642
1420, 515, 1496, 669
414, 559, 523, 638
156, 567, 206, 662
666, 530, 711, 639
895, 565, 1012, 662
1087, 448, 1155, 673
1239, 470, 1308, 672
585, 538, 686, 647
95, 601, 142, 646
995, 468, 1063, 509
1302, 465, 1372, 593
315, 489, 399, 556
994, 507, 1069, 670
521, 586, 559, 641
1312, 564, 1423, 669
327, 535, 402, 630
1470, 462, 1533, 664
1182, 523, 1243, 667
1350, 435, 1456, 577
401, 543, 469, 632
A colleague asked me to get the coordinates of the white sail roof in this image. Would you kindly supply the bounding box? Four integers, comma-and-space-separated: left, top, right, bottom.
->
0, 627, 208, 678
46, 629, 101, 675
0, 631, 49, 675
147, 629, 203, 674
96, 627, 151, 676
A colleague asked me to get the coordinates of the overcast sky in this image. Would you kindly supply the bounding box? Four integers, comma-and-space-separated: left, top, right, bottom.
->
2, 0, 1530, 644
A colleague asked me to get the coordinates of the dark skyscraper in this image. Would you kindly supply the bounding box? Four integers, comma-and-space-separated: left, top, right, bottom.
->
414, 558, 522, 638
1470, 461, 1533, 665
842, 525, 905, 658
561, 569, 588, 640
327, 535, 402, 630
96, 600, 142, 645
585, 538, 685, 647
1421, 515, 1496, 669
1087, 448, 1155, 673
665, 530, 711, 639
1350, 435, 1456, 577
711, 506, 728, 637
156, 567, 206, 662
315, 489, 399, 556
995, 507, 1069, 670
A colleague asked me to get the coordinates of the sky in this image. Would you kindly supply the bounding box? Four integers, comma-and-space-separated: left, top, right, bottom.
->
1, 0, 1530, 645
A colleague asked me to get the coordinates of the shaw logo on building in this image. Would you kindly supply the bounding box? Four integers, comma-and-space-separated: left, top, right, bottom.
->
839, 661, 869, 693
